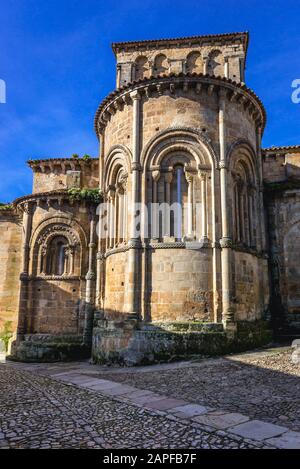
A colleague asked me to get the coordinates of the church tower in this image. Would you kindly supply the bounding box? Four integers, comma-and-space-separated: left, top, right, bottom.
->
93, 32, 269, 363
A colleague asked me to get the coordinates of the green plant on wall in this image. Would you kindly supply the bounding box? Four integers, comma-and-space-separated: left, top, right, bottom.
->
82, 154, 91, 161
0, 321, 13, 352
0, 203, 12, 211
68, 188, 103, 204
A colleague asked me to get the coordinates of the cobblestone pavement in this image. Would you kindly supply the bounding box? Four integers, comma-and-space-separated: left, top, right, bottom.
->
94, 347, 300, 432
0, 364, 267, 449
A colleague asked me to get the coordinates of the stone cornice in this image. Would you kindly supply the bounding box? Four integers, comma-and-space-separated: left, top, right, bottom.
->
112, 31, 249, 55
94, 73, 266, 138
13, 190, 69, 207
27, 158, 98, 173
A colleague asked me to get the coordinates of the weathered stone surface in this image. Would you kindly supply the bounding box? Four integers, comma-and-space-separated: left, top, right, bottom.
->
0, 362, 268, 449
169, 403, 212, 418
266, 431, 300, 449
229, 420, 287, 440
193, 412, 249, 430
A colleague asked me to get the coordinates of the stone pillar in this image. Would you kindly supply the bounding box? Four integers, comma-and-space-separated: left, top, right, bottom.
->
116, 64, 121, 89
203, 56, 208, 75
84, 207, 96, 346
17, 202, 34, 341
127, 91, 142, 317
257, 126, 266, 252
108, 188, 115, 249
224, 57, 229, 78
122, 178, 128, 242
165, 172, 173, 237
219, 89, 235, 328
151, 170, 160, 241
116, 184, 124, 244
199, 170, 209, 245
185, 171, 194, 239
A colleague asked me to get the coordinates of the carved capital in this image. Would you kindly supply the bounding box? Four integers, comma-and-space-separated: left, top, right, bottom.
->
164, 172, 173, 184
131, 162, 142, 171
130, 90, 141, 101
152, 170, 161, 182
219, 160, 227, 170
198, 170, 209, 181
220, 237, 232, 248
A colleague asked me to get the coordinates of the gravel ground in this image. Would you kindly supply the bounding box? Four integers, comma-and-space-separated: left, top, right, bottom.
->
94, 348, 300, 432
0, 364, 263, 449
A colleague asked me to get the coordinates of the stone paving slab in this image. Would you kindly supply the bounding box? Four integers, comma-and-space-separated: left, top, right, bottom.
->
79, 380, 123, 391
193, 412, 250, 430
169, 404, 212, 418
129, 392, 169, 405
122, 389, 155, 399
229, 420, 288, 441
145, 398, 188, 411
265, 431, 300, 449
99, 385, 139, 397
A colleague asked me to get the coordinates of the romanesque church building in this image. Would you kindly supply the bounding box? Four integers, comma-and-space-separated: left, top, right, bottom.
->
1, 32, 299, 364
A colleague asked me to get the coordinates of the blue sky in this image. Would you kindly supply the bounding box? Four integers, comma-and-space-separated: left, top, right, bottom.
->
0, 0, 299, 202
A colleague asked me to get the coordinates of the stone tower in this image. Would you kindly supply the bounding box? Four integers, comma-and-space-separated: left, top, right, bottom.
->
92, 32, 269, 363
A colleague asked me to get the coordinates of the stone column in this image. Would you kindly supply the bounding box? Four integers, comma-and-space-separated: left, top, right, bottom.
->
17, 202, 34, 341
127, 91, 142, 317
164, 172, 173, 237
84, 207, 96, 346
151, 169, 160, 241
185, 171, 194, 239
203, 56, 208, 75
122, 177, 128, 242
224, 57, 229, 78
257, 126, 266, 252
219, 89, 235, 328
199, 170, 209, 245
108, 188, 115, 249
116, 64, 121, 89
96, 129, 105, 310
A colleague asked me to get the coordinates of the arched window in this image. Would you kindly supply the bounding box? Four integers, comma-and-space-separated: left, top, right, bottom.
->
106, 167, 128, 249
45, 236, 69, 276
207, 50, 223, 76
134, 56, 148, 80
186, 51, 202, 74
153, 54, 168, 76
232, 162, 256, 248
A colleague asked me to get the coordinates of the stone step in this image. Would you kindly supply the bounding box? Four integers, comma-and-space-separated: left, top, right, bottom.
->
141, 322, 224, 333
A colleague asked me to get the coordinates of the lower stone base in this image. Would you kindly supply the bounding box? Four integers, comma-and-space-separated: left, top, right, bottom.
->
8, 334, 90, 363
92, 320, 273, 366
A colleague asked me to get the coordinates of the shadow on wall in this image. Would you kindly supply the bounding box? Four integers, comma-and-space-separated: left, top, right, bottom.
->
9, 280, 92, 363
92, 310, 273, 367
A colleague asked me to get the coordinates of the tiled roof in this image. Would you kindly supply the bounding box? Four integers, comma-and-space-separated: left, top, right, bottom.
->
262, 145, 300, 153
112, 31, 249, 55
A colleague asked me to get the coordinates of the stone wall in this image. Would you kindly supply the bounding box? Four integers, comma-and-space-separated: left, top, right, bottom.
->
28, 158, 99, 194
0, 209, 22, 332
232, 251, 269, 321
113, 32, 247, 87
145, 247, 214, 322
266, 185, 300, 324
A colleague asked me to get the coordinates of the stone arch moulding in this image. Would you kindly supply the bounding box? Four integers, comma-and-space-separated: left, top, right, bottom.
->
104, 144, 132, 188
226, 139, 259, 183
29, 215, 88, 276
141, 127, 218, 170
282, 216, 300, 241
